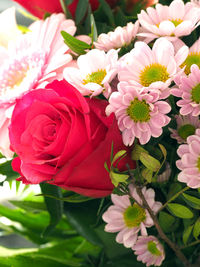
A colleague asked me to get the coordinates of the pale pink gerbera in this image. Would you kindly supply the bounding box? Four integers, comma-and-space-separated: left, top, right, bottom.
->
63, 49, 118, 98
0, 13, 76, 157
102, 185, 162, 248
137, 0, 200, 43
94, 21, 139, 52
169, 114, 200, 144
106, 83, 171, 146
118, 38, 188, 99
132, 235, 165, 267
176, 128, 200, 188
171, 64, 200, 116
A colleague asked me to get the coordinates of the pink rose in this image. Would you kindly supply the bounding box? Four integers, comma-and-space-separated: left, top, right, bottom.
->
10, 80, 134, 197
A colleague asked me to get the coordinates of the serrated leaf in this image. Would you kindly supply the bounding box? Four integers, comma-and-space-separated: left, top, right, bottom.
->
158, 211, 176, 233
61, 31, 91, 55
182, 193, 200, 209
139, 152, 160, 172
141, 168, 153, 183
167, 203, 194, 219
40, 184, 63, 237
112, 150, 127, 165
110, 171, 129, 187
75, 0, 89, 25
193, 218, 200, 239
183, 225, 193, 245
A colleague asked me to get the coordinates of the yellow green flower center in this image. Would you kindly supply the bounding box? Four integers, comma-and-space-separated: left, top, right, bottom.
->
83, 69, 107, 85
127, 98, 150, 122
156, 19, 183, 28
191, 83, 200, 103
123, 204, 146, 228
197, 157, 200, 172
181, 53, 200, 75
171, 19, 183, 27
178, 124, 196, 141
139, 63, 169, 87
147, 241, 162, 256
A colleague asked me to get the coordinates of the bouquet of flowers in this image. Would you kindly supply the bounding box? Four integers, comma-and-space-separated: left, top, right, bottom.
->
0, 0, 200, 266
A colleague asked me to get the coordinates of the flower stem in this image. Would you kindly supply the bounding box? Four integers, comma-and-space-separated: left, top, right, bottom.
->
128, 170, 192, 267
158, 186, 189, 212
180, 239, 200, 249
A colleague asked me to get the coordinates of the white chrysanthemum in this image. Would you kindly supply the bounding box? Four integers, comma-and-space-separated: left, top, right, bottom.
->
63, 49, 118, 98
102, 185, 162, 248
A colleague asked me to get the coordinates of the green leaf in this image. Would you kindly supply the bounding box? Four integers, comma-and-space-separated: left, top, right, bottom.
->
64, 200, 103, 246
112, 150, 127, 165
110, 171, 129, 187
40, 184, 63, 237
61, 31, 91, 55
183, 225, 193, 245
158, 144, 167, 159
63, 193, 93, 203
75, 0, 89, 25
0, 160, 19, 180
131, 144, 148, 160
141, 168, 153, 183
167, 203, 194, 219
193, 218, 200, 239
182, 193, 200, 209
139, 152, 160, 172
90, 14, 98, 43
158, 211, 176, 233
98, 0, 115, 26
9, 200, 46, 212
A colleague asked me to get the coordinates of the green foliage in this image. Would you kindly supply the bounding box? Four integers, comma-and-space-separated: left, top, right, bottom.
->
167, 203, 194, 219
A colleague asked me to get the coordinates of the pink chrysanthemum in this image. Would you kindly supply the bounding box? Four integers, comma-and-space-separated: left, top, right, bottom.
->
118, 38, 188, 99
63, 49, 118, 98
169, 114, 200, 143
171, 64, 200, 116
0, 13, 76, 157
102, 185, 162, 248
132, 235, 165, 267
176, 128, 200, 188
106, 82, 171, 146
94, 21, 139, 52
137, 0, 200, 43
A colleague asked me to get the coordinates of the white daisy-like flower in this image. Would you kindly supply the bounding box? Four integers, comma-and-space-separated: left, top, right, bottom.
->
94, 21, 139, 52
118, 37, 188, 99
63, 49, 118, 98
137, 0, 200, 43
102, 185, 162, 248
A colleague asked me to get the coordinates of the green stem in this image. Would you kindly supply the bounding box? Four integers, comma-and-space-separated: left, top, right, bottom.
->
59, 0, 68, 16
181, 239, 200, 249
158, 186, 189, 212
